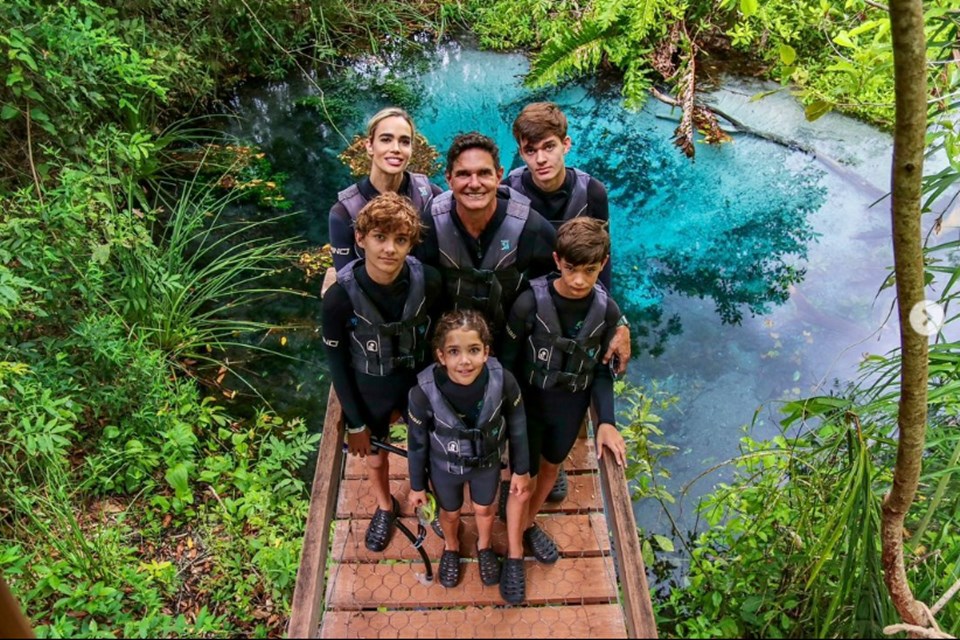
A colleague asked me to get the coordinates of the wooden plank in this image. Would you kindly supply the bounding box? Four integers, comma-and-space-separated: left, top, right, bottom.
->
344, 437, 598, 479
337, 474, 603, 519
319, 603, 627, 638
331, 513, 610, 562
597, 441, 658, 638
326, 557, 618, 609
287, 386, 346, 638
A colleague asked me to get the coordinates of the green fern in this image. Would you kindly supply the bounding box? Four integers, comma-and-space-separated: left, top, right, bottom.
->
525, 0, 674, 105
525, 20, 614, 88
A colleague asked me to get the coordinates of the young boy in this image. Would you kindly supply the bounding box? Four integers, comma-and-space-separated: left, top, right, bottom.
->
505, 101, 631, 502
500, 217, 628, 563
321, 192, 442, 552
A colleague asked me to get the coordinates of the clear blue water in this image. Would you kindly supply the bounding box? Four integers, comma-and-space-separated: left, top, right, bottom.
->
222, 39, 905, 537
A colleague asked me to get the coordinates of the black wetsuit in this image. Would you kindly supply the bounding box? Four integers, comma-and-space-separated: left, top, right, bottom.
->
500, 279, 620, 476
407, 364, 530, 511
321, 260, 442, 438
328, 174, 443, 271
414, 193, 556, 348
505, 167, 612, 289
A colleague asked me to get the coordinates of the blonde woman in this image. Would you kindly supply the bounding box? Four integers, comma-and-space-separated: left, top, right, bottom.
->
328, 107, 442, 271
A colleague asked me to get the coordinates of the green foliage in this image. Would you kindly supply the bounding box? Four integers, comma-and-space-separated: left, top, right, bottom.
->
2, 409, 316, 638
654, 418, 896, 638
462, 0, 585, 50
461, 0, 959, 133
720, 0, 959, 127
0, 0, 450, 635
617, 381, 680, 506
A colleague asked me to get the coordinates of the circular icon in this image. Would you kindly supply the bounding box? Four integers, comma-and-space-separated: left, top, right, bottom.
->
909, 300, 945, 337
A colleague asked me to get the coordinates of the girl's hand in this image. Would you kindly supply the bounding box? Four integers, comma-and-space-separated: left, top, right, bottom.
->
510, 472, 531, 498
596, 423, 627, 467
408, 489, 427, 510
347, 428, 372, 457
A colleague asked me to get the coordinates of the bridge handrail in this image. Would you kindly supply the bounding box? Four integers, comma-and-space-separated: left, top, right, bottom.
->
287, 268, 345, 638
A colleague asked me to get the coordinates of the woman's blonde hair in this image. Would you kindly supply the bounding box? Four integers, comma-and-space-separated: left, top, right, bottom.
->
366, 107, 416, 142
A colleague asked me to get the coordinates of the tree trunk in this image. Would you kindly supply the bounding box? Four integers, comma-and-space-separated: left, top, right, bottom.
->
883, 0, 930, 627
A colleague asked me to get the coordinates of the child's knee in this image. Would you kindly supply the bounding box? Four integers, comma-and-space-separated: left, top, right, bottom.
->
439, 508, 461, 521
474, 502, 495, 517
540, 459, 560, 476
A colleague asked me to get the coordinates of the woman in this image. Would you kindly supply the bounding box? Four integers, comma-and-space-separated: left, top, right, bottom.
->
329, 107, 442, 271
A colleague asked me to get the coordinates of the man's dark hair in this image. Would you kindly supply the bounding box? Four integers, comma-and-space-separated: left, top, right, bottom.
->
445, 132, 501, 175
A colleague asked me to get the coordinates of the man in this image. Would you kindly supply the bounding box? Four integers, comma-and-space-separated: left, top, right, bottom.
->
415, 131, 556, 349
505, 102, 632, 502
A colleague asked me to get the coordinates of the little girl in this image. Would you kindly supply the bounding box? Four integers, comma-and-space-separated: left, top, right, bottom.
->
407, 310, 532, 603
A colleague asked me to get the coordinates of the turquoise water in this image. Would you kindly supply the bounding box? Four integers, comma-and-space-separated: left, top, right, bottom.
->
223, 39, 902, 536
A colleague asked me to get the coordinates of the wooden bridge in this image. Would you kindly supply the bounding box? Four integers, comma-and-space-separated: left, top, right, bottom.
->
286, 269, 657, 638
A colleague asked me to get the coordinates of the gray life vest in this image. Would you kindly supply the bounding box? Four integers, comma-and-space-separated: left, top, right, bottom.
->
416, 358, 507, 475
506, 167, 591, 229
431, 185, 530, 327
336, 256, 430, 376
336, 173, 434, 262
523, 276, 609, 392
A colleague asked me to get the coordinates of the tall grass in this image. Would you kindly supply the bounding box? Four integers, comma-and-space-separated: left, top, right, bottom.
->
107, 178, 306, 385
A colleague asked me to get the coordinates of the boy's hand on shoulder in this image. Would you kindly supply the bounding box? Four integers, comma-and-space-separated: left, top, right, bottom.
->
347, 428, 372, 457
596, 423, 627, 467
510, 472, 531, 498
408, 489, 427, 510
603, 325, 631, 375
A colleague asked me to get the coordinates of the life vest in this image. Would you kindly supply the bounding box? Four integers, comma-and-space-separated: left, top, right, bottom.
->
415, 359, 507, 475
523, 275, 609, 392
505, 167, 590, 229
431, 185, 530, 327
336, 256, 430, 376
336, 173, 434, 263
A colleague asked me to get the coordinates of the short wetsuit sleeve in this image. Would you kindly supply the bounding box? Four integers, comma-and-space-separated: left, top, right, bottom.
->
406, 385, 432, 492
329, 201, 357, 272
503, 370, 530, 476
321, 283, 368, 431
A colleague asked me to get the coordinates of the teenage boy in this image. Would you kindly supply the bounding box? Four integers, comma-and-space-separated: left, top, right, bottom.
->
500, 217, 628, 564
506, 101, 631, 502
415, 131, 556, 349
322, 192, 442, 552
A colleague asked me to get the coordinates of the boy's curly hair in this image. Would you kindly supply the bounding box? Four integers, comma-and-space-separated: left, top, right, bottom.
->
354, 192, 426, 245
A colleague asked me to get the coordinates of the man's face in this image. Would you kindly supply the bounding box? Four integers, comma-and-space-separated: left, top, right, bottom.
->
519, 134, 571, 191
447, 148, 504, 219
